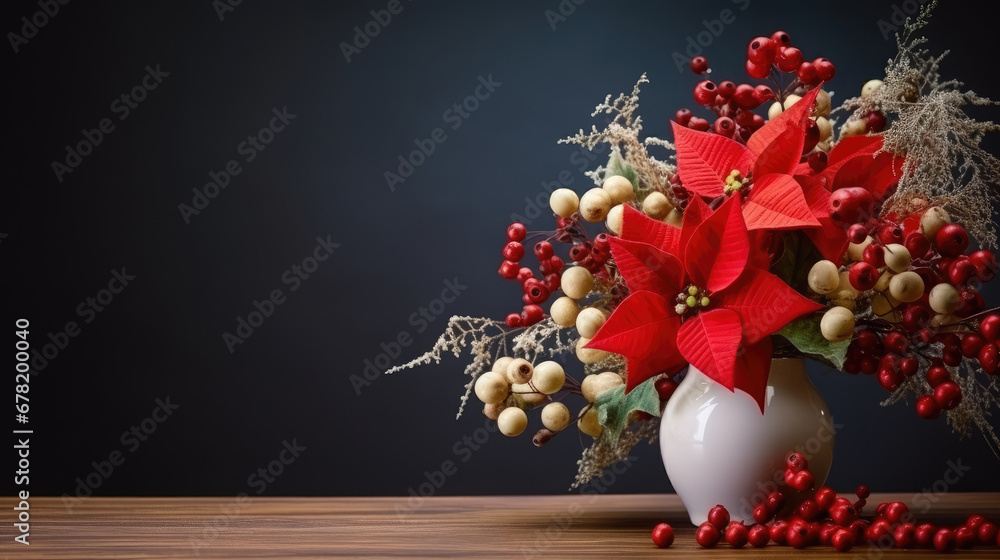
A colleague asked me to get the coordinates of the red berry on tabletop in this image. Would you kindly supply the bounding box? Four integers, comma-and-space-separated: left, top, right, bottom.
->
696, 522, 721, 548
955, 526, 976, 548
885, 502, 910, 524
863, 244, 886, 268
969, 249, 997, 281
752, 503, 770, 523
769, 520, 789, 545
505, 313, 522, 328
915, 523, 937, 547
745, 58, 771, 79
766, 490, 786, 512
979, 314, 1000, 341
848, 223, 868, 244
830, 504, 858, 526
693, 80, 717, 105
865, 518, 893, 545
832, 528, 855, 552
654, 378, 678, 401
893, 524, 917, 548
856, 485, 871, 499
933, 381, 962, 410
916, 395, 940, 419
849, 261, 879, 291
534, 241, 554, 260
819, 523, 839, 546
814, 486, 836, 510
905, 231, 931, 260
790, 470, 814, 491
849, 519, 869, 540
786, 452, 808, 472
965, 514, 987, 531
787, 524, 814, 549
933, 528, 956, 552
651, 522, 674, 548
748, 523, 769, 547
707, 504, 730, 530
713, 116, 736, 138
935, 223, 970, 257
690, 56, 709, 75
978, 522, 998, 545
674, 108, 692, 126
499, 260, 519, 279
797, 62, 818, 85
521, 304, 543, 326
798, 499, 821, 521
503, 241, 525, 262
980, 343, 1000, 374
725, 521, 749, 548
813, 57, 836, 81
775, 46, 803, 72
747, 36, 777, 65
506, 222, 526, 241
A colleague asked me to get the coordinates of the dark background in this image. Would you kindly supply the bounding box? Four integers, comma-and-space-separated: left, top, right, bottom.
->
2, 0, 998, 501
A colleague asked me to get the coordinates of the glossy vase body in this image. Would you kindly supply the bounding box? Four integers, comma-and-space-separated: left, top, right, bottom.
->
659, 359, 834, 524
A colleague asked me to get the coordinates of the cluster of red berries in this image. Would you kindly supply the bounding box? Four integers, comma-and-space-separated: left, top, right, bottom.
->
496, 218, 611, 328
676, 30, 833, 145
651, 452, 1000, 552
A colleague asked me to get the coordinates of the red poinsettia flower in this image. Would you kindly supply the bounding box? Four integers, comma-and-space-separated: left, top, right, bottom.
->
671, 87, 825, 232
584, 196, 823, 411
796, 135, 905, 262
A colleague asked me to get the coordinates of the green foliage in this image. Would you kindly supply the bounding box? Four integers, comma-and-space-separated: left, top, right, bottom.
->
778, 315, 850, 370
593, 376, 661, 444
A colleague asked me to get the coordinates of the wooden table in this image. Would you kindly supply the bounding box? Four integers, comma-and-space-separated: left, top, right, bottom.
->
2, 494, 998, 558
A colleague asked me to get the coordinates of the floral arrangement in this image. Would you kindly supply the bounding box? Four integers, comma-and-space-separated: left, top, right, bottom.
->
388, 5, 1000, 494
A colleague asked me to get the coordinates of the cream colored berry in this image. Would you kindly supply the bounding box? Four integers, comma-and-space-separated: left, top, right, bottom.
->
861, 79, 883, 98
541, 402, 571, 432
561, 266, 594, 299
579, 188, 613, 223
815, 116, 832, 140
575, 307, 607, 338
512, 383, 548, 406
602, 175, 635, 204
847, 236, 874, 262
814, 90, 832, 117
783, 94, 802, 110
606, 204, 624, 235
581, 371, 624, 402
929, 283, 961, 314
808, 260, 840, 295
474, 372, 509, 405
642, 191, 672, 220
578, 407, 603, 438
665, 208, 683, 228
883, 244, 912, 273
768, 102, 783, 121
491, 356, 514, 374
888, 271, 924, 303
820, 306, 855, 342
483, 402, 506, 420
830, 299, 857, 312
832, 270, 860, 301
873, 271, 893, 293
930, 313, 960, 328
531, 361, 566, 394
870, 293, 901, 321
549, 188, 579, 218
841, 119, 866, 138
576, 337, 609, 364
549, 296, 580, 328
505, 358, 533, 384
920, 207, 951, 240
497, 407, 528, 437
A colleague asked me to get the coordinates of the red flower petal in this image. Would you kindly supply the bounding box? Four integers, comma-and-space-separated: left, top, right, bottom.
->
684, 196, 750, 293
735, 337, 774, 413
805, 216, 850, 263
585, 291, 685, 391
748, 87, 821, 177
743, 173, 821, 231
672, 121, 754, 198
677, 308, 743, 391
716, 267, 824, 344
620, 203, 681, 255
608, 238, 685, 295
680, 195, 711, 255
831, 150, 903, 200
799, 177, 832, 218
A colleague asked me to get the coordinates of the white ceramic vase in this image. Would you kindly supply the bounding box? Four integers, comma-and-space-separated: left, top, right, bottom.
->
659, 358, 835, 525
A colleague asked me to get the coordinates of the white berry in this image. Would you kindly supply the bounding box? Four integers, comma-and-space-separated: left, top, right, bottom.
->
541, 402, 571, 432
497, 407, 528, 437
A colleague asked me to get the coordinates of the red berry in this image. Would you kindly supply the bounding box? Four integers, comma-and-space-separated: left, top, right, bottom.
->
916, 394, 940, 419
503, 241, 525, 261
813, 57, 836, 81
651, 522, 674, 548
520, 304, 544, 326
808, 150, 828, 172
753, 84, 774, 104
498, 260, 519, 279
878, 368, 903, 392
829, 187, 875, 224
915, 523, 936, 547
830, 504, 858, 526
849, 261, 879, 291
814, 486, 836, 510
771, 30, 791, 46
674, 108, 692, 126
926, 365, 951, 387
949, 258, 979, 286
715, 80, 736, 98
707, 505, 730, 530
506, 222, 526, 241
865, 111, 886, 133
902, 305, 931, 331
688, 117, 710, 131
695, 522, 721, 548
769, 520, 789, 545
884, 331, 909, 355
802, 119, 820, 153
847, 223, 868, 244
713, 116, 736, 137
517, 267, 534, 284
787, 523, 814, 548
905, 231, 931, 260
969, 249, 997, 281
654, 378, 678, 401
860, 356, 878, 375
980, 343, 1000, 374
775, 46, 803, 72
748, 524, 769, 548
856, 329, 881, 349
935, 223, 970, 257
543, 273, 560, 292
534, 241, 554, 260
961, 333, 986, 358
796, 62, 818, 85
789, 470, 814, 492
725, 521, 749, 548
933, 381, 962, 410
893, 524, 917, 548
524, 281, 550, 304
832, 528, 855, 552
745, 58, 770, 80
885, 502, 910, 524
547, 256, 564, 275
786, 452, 808, 472
863, 243, 885, 268
955, 526, 976, 548
900, 356, 918, 376
690, 56, 709, 75
505, 313, 522, 328
693, 80, 717, 105
746, 37, 776, 65
865, 518, 893, 545
979, 314, 1000, 341
933, 528, 956, 552
965, 514, 987, 531
732, 84, 758, 109
856, 485, 871, 499
752, 503, 770, 523
798, 499, 821, 521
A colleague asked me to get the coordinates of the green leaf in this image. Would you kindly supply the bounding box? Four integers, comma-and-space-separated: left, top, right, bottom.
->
593, 375, 661, 444
777, 315, 850, 370
772, 231, 823, 292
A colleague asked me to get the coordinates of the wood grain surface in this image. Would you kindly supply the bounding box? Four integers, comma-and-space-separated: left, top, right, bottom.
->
1, 494, 999, 559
